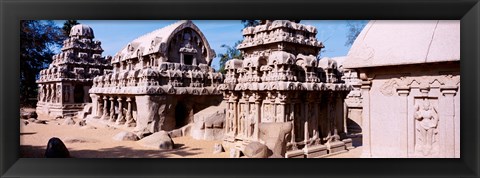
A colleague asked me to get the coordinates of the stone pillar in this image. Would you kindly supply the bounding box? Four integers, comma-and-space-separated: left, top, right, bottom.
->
441, 86, 457, 158
134, 95, 164, 136
125, 97, 134, 127
89, 94, 99, 117
101, 96, 109, 120
255, 97, 261, 141
397, 87, 410, 157
116, 97, 126, 125
360, 80, 372, 158
109, 96, 116, 122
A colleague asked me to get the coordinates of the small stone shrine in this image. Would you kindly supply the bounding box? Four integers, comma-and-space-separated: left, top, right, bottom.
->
88, 20, 224, 137
36, 24, 113, 117
343, 20, 460, 158
219, 20, 352, 158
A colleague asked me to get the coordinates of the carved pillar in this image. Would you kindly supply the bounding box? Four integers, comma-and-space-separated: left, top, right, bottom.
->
441, 86, 457, 158
397, 86, 410, 157
102, 96, 109, 120
361, 80, 372, 157
89, 94, 99, 117
109, 96, 116, 122
116, 97, 125, 125
125, 97, 134, 127
254, 94, 262, 141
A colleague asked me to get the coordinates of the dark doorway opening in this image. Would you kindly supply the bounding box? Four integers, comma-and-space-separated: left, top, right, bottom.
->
175, 102, 189, 129
73, 85, 84, 103
183, 54, 193, 65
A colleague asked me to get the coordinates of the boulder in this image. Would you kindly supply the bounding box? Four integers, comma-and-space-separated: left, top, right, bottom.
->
28, 118, 37, 122
80, 125, 97, 130
63, 137, 98, 144
258, 122, 293, 158
191, 107, 225, 140
20, 111, 37, 120
243, 141, 269, 158
54, 115, 63, 120
62, 117, 76, 125
113, 131, 139, 141
138, 131, 174, 150
45, 137, 70, 158
77, 120, 87, 127
213, 143, 224, 154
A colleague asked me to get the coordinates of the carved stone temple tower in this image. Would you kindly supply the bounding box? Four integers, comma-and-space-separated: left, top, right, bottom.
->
88, 20, 224, 137
36, 24, 113, 117
219, 20, 352, 158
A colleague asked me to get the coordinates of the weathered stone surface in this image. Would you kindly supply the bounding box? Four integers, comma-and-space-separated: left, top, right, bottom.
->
259, 122, 292, 158
28, 118, 37, 122
45, 137, 70, 158
62, 117, 76, 125
191, 103, 226, 140
244, 142, 268, 158
138, 131, 174, 150
213, 143, 224, 154
113, 131, 139, 141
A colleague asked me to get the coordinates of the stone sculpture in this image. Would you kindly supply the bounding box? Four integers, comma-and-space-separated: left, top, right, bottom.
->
36, 24, 113, 117
219, 20, 352, 158
88, 20, 224, 137
414, 99, 439, 156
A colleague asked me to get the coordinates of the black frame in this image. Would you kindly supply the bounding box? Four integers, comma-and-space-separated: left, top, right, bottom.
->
1, 0, 479, 177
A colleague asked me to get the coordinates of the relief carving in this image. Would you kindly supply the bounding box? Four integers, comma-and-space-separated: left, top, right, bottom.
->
414, 98, 439, 156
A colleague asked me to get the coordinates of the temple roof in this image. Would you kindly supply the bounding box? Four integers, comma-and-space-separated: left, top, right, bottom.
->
70, 24, 95, 39
113, 20, 215, 64
343, 20, 460, 69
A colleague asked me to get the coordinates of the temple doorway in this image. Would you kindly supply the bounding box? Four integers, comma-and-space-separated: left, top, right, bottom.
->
73, 85, 84, 103
175, 102, 189, 128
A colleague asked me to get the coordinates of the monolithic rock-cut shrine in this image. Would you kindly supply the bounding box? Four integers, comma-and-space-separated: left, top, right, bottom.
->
88, 20, 224, 137
343, 20, 460, 158
219, 20, 352, 158
36, 24, 113, 117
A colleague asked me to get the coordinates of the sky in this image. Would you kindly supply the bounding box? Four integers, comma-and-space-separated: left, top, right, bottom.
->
53, 20, 368, 70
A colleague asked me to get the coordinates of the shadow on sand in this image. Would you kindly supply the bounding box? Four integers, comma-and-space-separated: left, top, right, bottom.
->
21, 143, 204, 158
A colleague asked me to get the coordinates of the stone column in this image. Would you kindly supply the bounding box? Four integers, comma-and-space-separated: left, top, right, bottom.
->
89, 94, 99, 118
254, 94, 262, 141
360, 80, 372, 158
125, 97, 134, 127
101, 96, 109, 120
109, 96, 116, 122
116, 97, 125, 125
134, 95, 164, 136
441, 86, 457, 158
397, 86, 410, 157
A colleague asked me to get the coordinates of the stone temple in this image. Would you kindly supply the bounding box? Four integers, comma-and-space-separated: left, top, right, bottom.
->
343, 20, 460, 158
219, 20, 352, 158
36, 24, 113, 117
88, 20, 224, 137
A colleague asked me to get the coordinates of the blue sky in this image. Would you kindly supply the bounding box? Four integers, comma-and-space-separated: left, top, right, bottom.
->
53, 20, 368, 70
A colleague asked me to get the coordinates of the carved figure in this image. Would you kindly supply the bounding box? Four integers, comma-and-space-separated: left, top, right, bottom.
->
414, 99, 439, 156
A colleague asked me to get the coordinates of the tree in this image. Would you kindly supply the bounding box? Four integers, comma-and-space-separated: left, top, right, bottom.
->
20, 20, 64, 106
62, 20, 79, 37
241, 20, 261, 28
217, 40, 243, 74
344, 20, 367, 47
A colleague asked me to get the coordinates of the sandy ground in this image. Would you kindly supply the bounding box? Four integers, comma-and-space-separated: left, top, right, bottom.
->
20, 108, 362, 158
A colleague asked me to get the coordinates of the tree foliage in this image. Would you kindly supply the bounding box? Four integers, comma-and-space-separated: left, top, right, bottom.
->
241, 20, 261, 28
217, 40, 243, 74
62, 20, 80, 37
344, 20, 367, 47
20, 20, 64, 106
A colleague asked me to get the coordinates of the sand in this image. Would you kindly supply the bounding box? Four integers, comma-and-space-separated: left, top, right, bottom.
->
20, 108, 361, 158
20, 108, 229, 158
